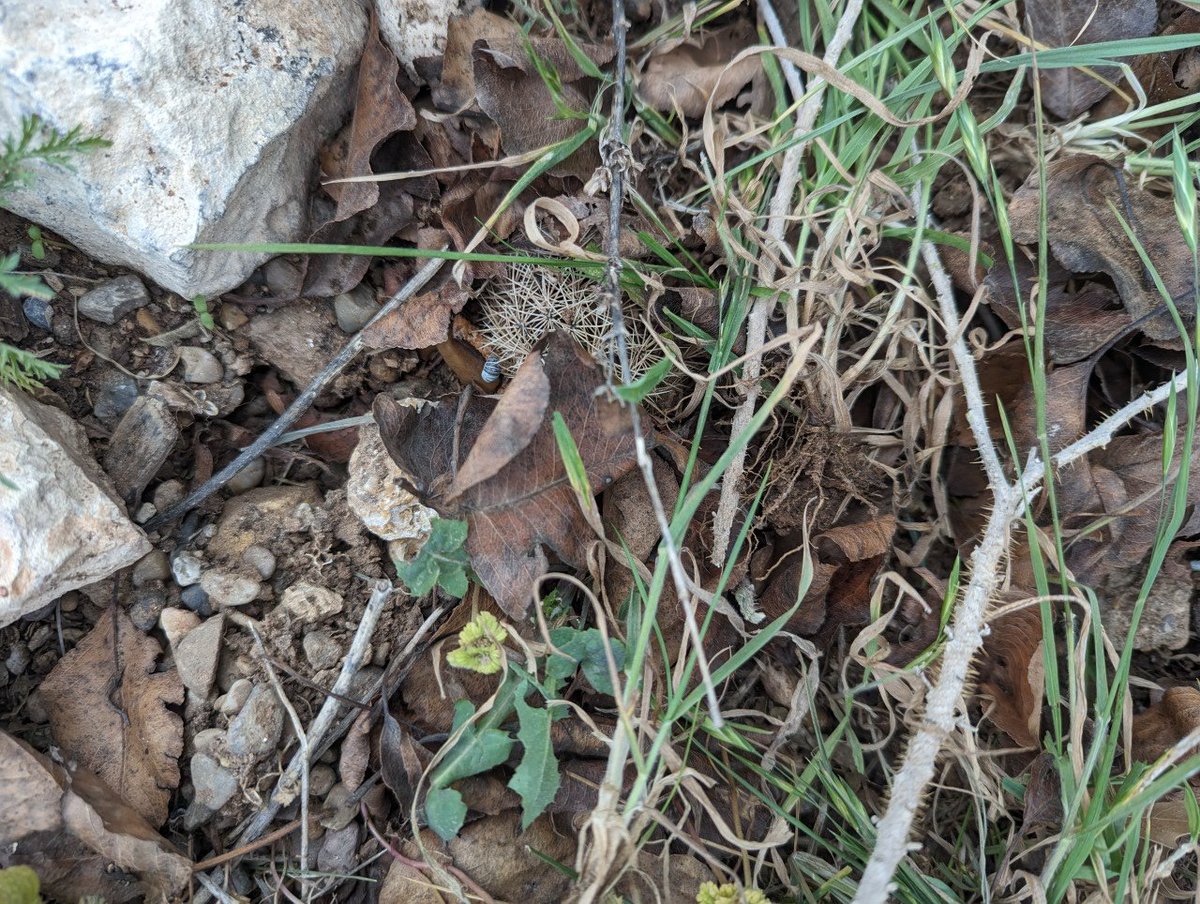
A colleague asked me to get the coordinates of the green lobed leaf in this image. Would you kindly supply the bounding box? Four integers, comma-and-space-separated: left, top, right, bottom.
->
395, 552, 438, 595
547, 627, 626, 696
508, 696, 561, 829
432, 700, 515, 788
424, 787, 468, 841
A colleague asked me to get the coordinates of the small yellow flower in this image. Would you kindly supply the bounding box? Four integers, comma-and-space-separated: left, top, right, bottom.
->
446, 611, 508, 675
696, 881, 773, 904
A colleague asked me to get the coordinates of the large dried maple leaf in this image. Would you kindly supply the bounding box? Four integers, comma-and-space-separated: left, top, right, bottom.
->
39, 608, 185, 827
375, 331, 639, 617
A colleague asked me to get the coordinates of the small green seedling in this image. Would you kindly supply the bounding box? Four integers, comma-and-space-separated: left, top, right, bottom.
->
26, 225, 44, 261
395, 517, 470, 597
191, 294, 215, 331
446, 611, 508, 675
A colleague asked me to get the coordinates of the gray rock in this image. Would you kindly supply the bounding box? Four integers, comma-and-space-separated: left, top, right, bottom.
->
6, 642, 31, 675
303, 629, 341, 671
91, 371, 140, 421
310, 763, 336, 797
317, 823, 359, 875
181, 584, 213, 617
152, 479, 186, 512
200, 569, 260, 609
333, 285, 380, 333
244, 300, 343, 392
227, 683, 284, 760
129, 586, 167, 631
226, 457, 265, 495
0, 385, 150, 625
132, 549, 171, 586
0, 1, 369, 298
241, 544, 276, 580
262, 257, 304, 298
218, 677, 253, 715
275, 582, 343, 624
22, 296, 52, 331
172, 551, 203, 587
177, 346, 223, 384
185, 752, 238, 828
193, 727, 226, 756
103, 396, 179, 503
174, 613, 224, 698
77, 276, 150, 324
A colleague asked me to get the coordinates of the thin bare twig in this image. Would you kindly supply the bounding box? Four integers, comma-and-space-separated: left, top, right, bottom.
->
710, 0, 866, 566
145, 255, 445, 531
247, 623, 311, 885
851, 214, 1192, 903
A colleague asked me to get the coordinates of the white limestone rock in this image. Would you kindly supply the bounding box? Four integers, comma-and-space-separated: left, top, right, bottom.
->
346, 420, 434, 545
377, 0, 479, 79
0, 0, 368, 298
0, 386, 150, 625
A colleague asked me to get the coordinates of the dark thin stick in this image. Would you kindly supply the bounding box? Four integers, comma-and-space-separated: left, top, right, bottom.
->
192, 819, 306, 872
145, 254, 446, 531
598, 0, 723, 728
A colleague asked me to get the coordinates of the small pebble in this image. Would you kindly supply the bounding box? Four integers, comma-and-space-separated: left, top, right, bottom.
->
25, 691, 49, 723
160, 607, 201, 647
200, 570, 261, 609
180, 584, 213, 617
91, 371, 139, 421
178, 346, 224, 384
217, 304, 249, 331
22, 296, 53, 331
303, 629, 342, 671
226, 457, 265, 494
132, 550, 172, 587
193, 727, 226, 755
276, 582, 343, 624
6, 642, 31, 675
172, 551, 203, 587
153, 479, 186, 512
173, 613, 224, 698
262, 257, 303, 297
227, 683, 284, 760
129, 587, 168, 631
185, 752, 238, 829
78, 275, 151, 324
134, 502, 157, 523
333, 285, 380, 334
218, 677, 253, 715
310, 764, 336, 797
241, 545, 277, 580
26, 625, 52, 653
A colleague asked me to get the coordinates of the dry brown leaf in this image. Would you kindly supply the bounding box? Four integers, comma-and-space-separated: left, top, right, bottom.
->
435, 9, 613, 113
473, 44, 600, 180
1027, 0, 1157, 119
1021, 752, 1064, 835
977, 606, 1044, 748
638, 22, 761, 118
375, 331, 639, 617
1134, 686, 1200, 763
302, 16, 434, 297
39, 608, 184, 827
361, 283, 470, 351
447, 811, 576, 902
0, 730, 191, 903
380, 706, 429, 813
1008, 156, 1198, 342
329, 12, 417, 220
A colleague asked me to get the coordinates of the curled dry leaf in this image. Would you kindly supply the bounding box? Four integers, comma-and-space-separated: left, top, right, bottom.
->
375, 331, 639, 617
1027, 0, 1156, 119
1133, 686, 1200, 765
976, 605, 1044, 748
0, 730, 191, 903
637, 22, 761, 118
38, 607, 184, 828
1008, 155, 1198, 343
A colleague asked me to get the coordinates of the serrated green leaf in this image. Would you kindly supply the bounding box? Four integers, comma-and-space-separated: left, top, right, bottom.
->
432, 700, 515, 788
424, 786, 468, 841
508, 696, 560, 829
